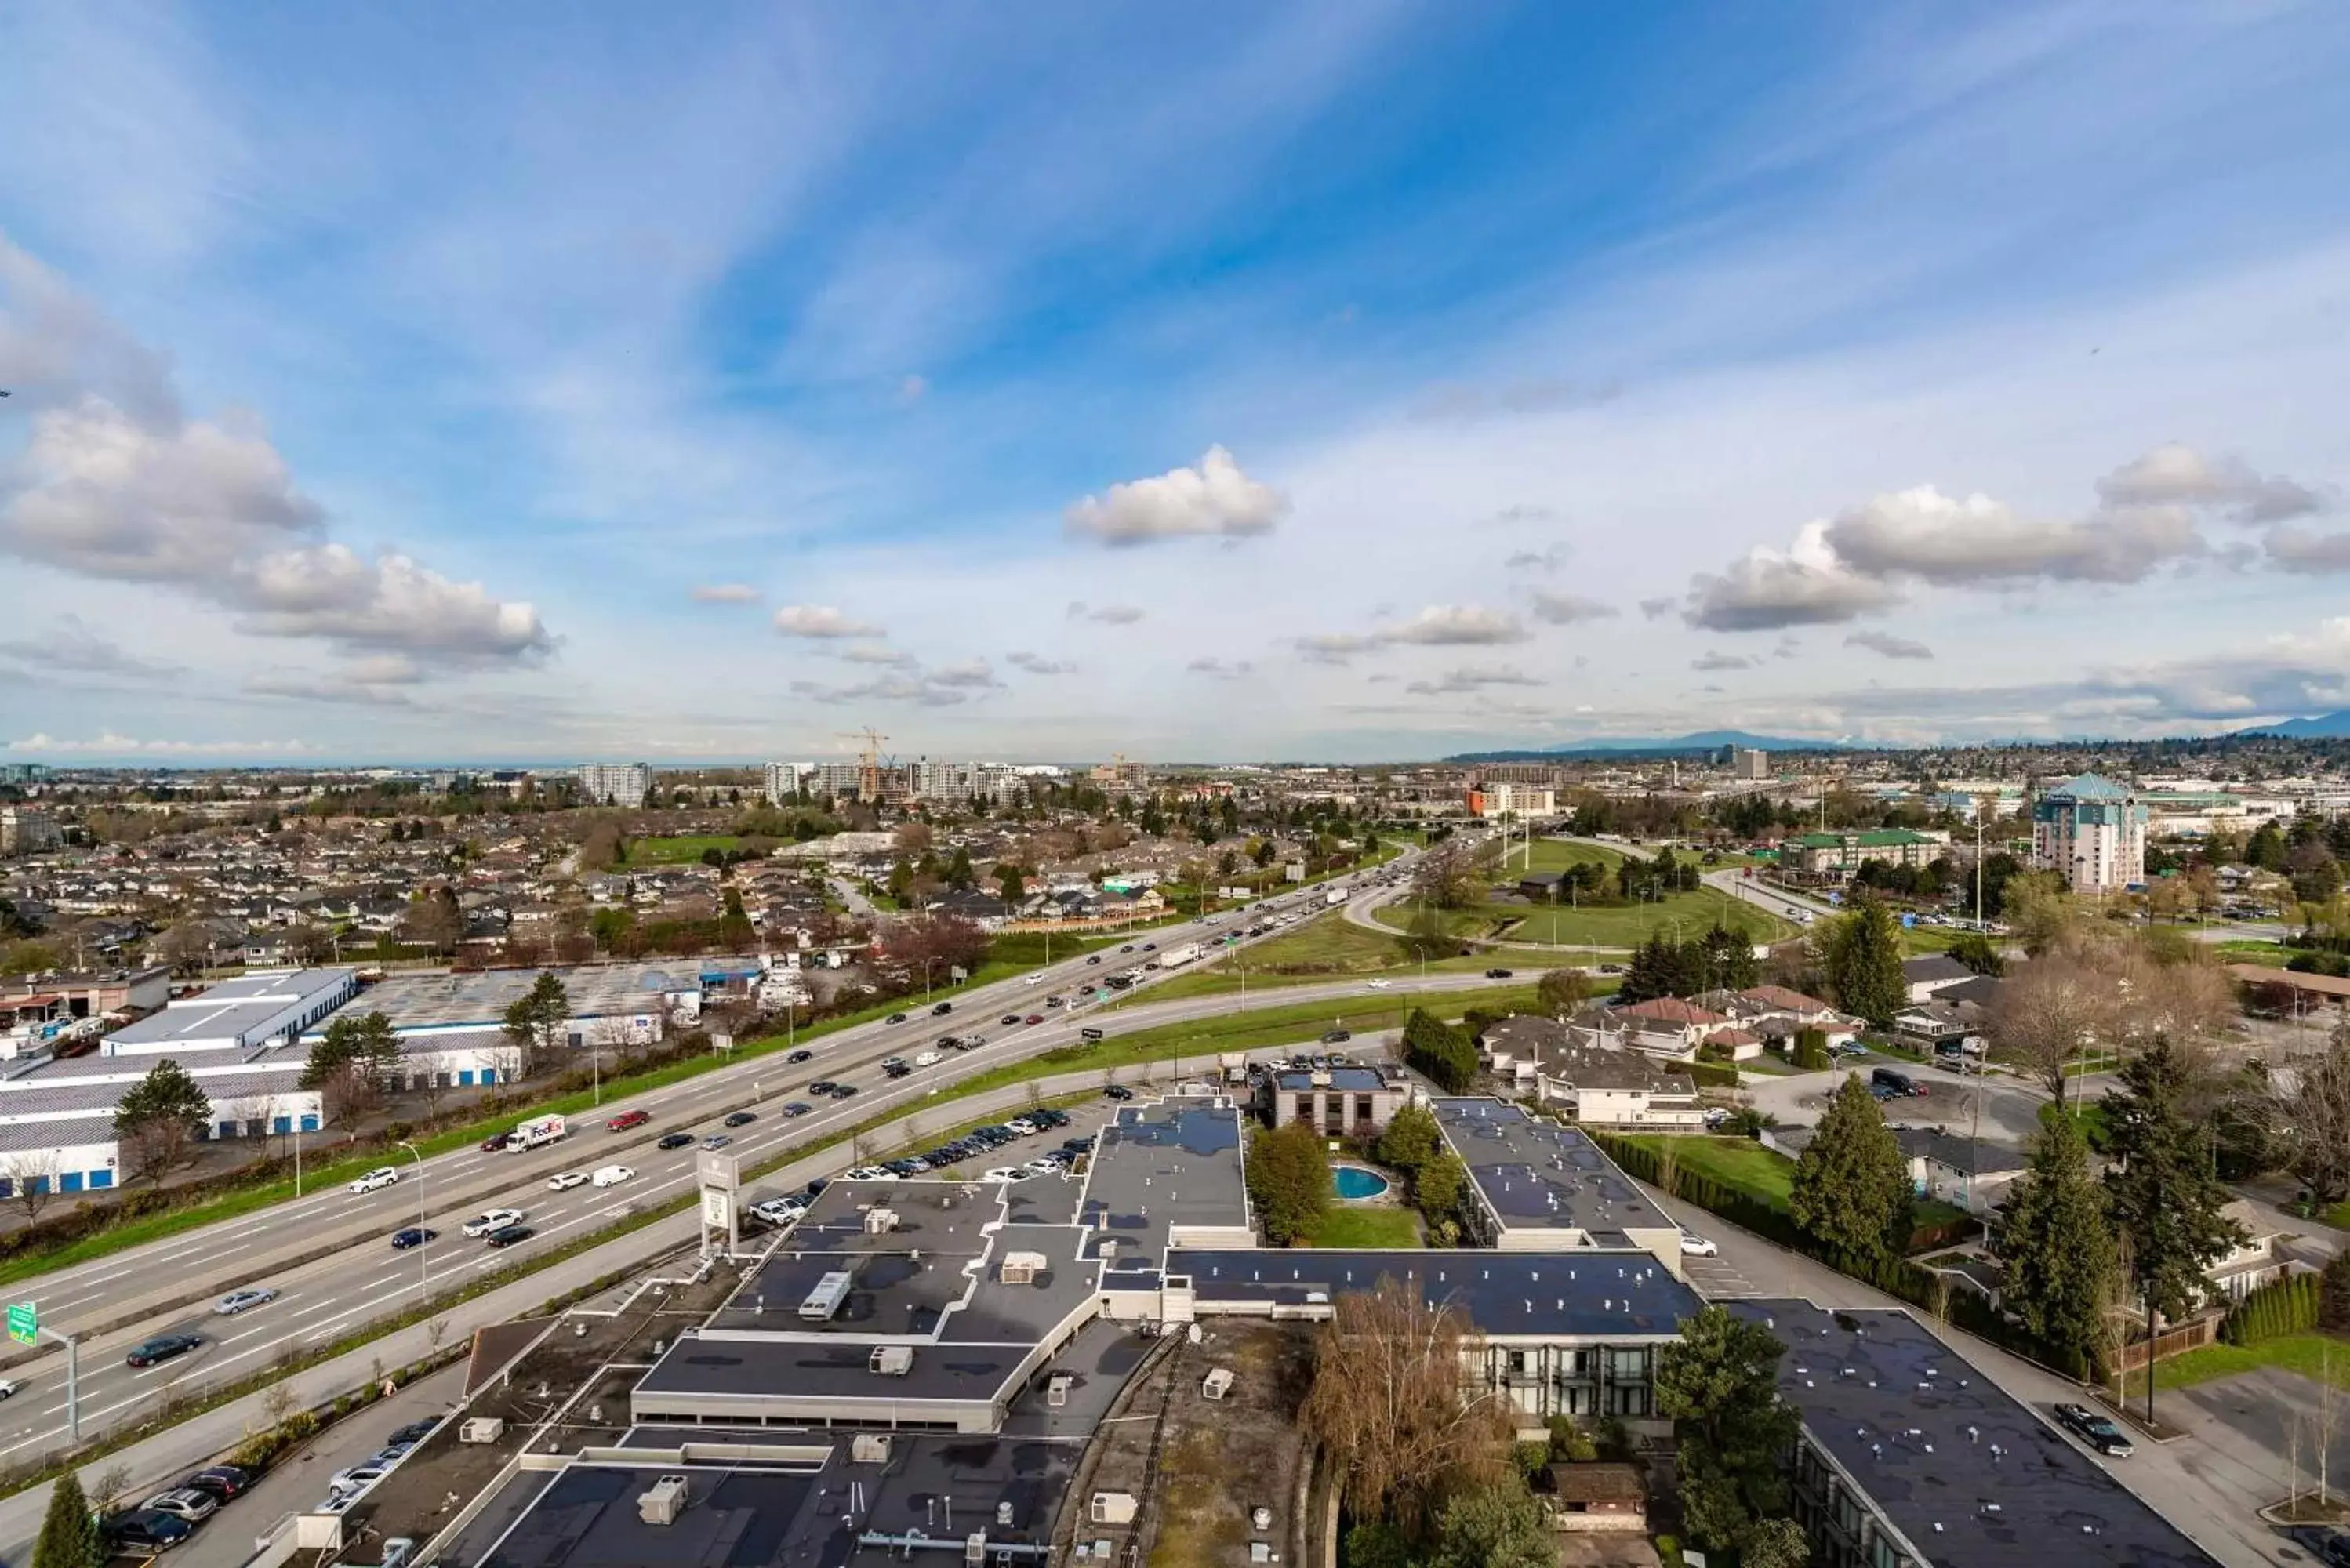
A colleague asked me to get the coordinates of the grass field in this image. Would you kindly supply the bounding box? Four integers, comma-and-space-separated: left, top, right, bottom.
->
2116, 1331, 2350, 1397
1304, 1207, 1422, 1248
1146, 912, 1578, 1001
626, 833, 744, 864
1615, 1133, 1969, 1236
1377, 884, 1785, 950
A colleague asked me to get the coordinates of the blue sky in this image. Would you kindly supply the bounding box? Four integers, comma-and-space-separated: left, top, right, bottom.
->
3, 2, 2349, 764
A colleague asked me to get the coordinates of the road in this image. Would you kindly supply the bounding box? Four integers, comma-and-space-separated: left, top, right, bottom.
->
0, 870, 1465, 1470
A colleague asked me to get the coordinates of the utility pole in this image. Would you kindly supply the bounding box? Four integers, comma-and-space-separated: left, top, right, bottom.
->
399, 1139, 427, 1296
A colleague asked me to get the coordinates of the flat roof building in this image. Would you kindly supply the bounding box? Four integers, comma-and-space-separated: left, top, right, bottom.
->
1431, 1098, 1684, 1270
104, 967, 357, 1057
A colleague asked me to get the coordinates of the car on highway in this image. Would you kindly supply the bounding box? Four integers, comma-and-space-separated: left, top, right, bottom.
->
1023, 972, 1044, 984
213, 1287, 278, 1316
1679, 1232, 1720, 1258
1001, 1014, 1022, 1026
700, 1133, 732, 1150
786, 1048, 814, 1063
886, 1012, 907, 1024
1102, 1084, 1134, 1101
349, 1167, 400, 1194
104, 1509, 194, 1554
126, 1333, 202, 1369
547, 1171, 588, 1192
2052, 1403, 2134, 1458
829, 1083, 859, 1099
606, 1109, 651, 1132
1142, 942, 1157, 950
913, 1051, 939, 1067
0, 1377, 17, 1399
724, 1110, 757, 1127
1120, 943, 1135, 953
1085, 955, 1102, 965
462, 1208, 525, 1237
140, 1488, 220, 1525
782, 1101, 812, 1117
1366, 978, 1392, 989
479, 1131, 513, 1152
592, 1164, 634, 1187
390, 1226, 436, 1249
182, 1465, 252, 1501
1024, 1014, 1044, 1025
484, 1223, 536, 1249
657, 1131, 696, 1149
932, 1000, 953, 1015
1484, 967, 1514, 978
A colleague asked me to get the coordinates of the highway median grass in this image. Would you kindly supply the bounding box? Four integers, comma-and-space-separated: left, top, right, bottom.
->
1146, 913, 1576, 1001
1375, 884, 1785, 951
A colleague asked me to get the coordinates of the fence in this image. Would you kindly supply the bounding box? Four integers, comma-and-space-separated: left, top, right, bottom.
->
2113, 1316, 2219, 1374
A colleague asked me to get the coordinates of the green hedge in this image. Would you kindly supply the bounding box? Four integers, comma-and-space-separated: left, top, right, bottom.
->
1684, 1060, 1739, 1090
2223, 1272, 2321, 1347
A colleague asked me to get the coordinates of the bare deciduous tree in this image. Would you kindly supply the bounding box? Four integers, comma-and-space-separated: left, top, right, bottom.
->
1, 1150, 60, 1222
2283, 1025, 2350, 1206
1989, 958, 2112, 1102
1298, 1277, 1515, 1533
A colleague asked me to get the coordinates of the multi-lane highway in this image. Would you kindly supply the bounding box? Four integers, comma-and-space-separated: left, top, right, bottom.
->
0, 862, 1505, 1468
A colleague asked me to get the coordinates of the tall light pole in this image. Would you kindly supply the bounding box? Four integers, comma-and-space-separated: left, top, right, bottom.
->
398, 1139, 427, 1296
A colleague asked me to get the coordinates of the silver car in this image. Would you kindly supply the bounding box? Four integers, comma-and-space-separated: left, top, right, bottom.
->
213, 1287, 279, 1316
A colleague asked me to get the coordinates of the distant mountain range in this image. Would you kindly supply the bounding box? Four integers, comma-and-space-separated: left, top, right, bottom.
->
1446, 730, 1852, 763
2238, 712, 2350, 739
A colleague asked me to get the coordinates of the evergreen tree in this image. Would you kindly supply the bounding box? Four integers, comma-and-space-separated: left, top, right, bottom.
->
1247, 1120, 1332, 1243
1824, 891, 1906, 1028
1429, 1481, 1553, 1568
114, 1058, 214, 1183
946, 846, 975, 890
2104, 1035, 2248, 1423
34, 1471, 104, 1568
1996, 1111, 2119, 1374
1619, 934, 1674, 1004
1698, 925, 1761, 992
1374, 1102, 1441, 1174
1654, 1305, 1800, 1555
1402, 1009, 1478, 1093
499, 971, 572, 1079
300, 1010, 401, 1091
1789, 1075, 1912, 1260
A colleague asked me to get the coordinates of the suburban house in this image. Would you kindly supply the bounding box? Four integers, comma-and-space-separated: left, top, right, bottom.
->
1893, 1128, 2028, 1218
1901, 953, 1978, 1003
2206, 1200, 2295, 1305
1689, 985, 1862, 1050
1542, 1463, 1647, 1535
1564, 998, 1740, 1063
1480, 1016, 1707, 1128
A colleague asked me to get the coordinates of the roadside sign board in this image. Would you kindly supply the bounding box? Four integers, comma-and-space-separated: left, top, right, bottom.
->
5, 1302, 35, 1345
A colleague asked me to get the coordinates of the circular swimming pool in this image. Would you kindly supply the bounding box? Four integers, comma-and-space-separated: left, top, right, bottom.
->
1333, 1165, 1392, 1201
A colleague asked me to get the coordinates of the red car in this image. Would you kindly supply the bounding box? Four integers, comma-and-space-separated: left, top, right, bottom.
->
606, 1109, 651, 1132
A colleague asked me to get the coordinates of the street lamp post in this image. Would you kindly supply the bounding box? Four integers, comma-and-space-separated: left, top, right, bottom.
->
398, 1138, 427, 1295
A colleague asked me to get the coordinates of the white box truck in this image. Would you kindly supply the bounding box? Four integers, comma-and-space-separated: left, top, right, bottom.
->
510, 1113, 568, 1151
1159, 942, 1202, 969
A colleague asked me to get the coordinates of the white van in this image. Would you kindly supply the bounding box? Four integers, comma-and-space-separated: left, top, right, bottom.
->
590, 1163, 634, 1188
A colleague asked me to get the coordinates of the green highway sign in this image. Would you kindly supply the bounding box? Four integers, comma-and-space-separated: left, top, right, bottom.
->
5, 1302, 34, 1346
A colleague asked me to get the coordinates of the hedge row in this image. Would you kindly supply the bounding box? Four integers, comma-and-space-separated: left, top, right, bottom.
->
2223, 1272, 2321, 1347
1589, 1128, 2097, 1381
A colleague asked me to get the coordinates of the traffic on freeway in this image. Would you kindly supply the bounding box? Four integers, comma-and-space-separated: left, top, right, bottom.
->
0, 864, 1440, 1467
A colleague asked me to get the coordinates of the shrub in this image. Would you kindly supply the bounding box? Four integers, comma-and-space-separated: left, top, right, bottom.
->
2223, 1272, 2321, 1347
2323, 1252, 2350, 1331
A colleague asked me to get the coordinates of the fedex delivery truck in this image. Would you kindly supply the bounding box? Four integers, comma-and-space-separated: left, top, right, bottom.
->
510, 1113, 568, 1151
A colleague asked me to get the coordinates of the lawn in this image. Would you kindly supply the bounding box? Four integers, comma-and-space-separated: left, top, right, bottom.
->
1303, 1206, 1422, 1248
625, 833, 743, 864
2116, 1332, 2350, 1396
1623, 1134, 1796, 1204
1147, 910, 1583, 1001
1377, 884, 1785, 951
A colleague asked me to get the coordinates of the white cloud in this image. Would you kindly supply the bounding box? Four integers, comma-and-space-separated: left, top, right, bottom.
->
692, 583, 762, 604
1296, 632, 1380, 665
1823, 484, 2200, 585
1504, 541, 1572, 571
1066, 601, 1146, 625
2262, 527, 2350, 574
231, 546, 554, 664
1376, 604, 1528, 645
897, 374, 928, 405
1692, 650, 1758, 670
1405, 664, 1544, 695
2095, 442, 2325, 524
1006, 650, 1074, 675
774, 604, 884, 638
837, 642, 917, 666
0, 614, 183, 678
5, 731, 314, 755
1187, 657, 1255, 679
1684, 521, 1901, 631
1065, 445, 1287, 545
789, 674, 968, 707
1528, 590, 1619, 626
1845, 630, 1935, 660
926, 657, 1001, 689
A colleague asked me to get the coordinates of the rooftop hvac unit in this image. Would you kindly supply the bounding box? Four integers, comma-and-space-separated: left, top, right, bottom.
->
1201, 1368, 1235, 1401
964, 1535, 988, 1566
1048, 1372, 1074, 1408
458, 1418, 505, 1444
637, 1475, 689, 1526
863, 1207, 899, 1235
870, 1345, 914, 1377
1090, 1492, 1138, 1526
999, 1250, 1048, 1284
852, 1433, 892, 1464
800, 1271, 855, 1321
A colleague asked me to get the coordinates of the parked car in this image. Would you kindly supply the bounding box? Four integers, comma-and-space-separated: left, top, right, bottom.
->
181, 1465, 252, 1501
606, 1109, 651, 1132
592, 1164, 634, 1187
1679, 1232, 1720, 1258
390, 1226, 436, 1250
212, 1288, 278, 1316
484, 1224, 536, 1249
724, 1110, 757, 1127
2283, 1526, 2350, 1568
349, 1167, 399, 1194
657, 1131, 696, 1150
329, 1464, 390, 1495
104, 1510, 194, 1554
139, 1489, 219, 1525
125, 1334, 202, 1369
1103, 1085, 1134, 1101
1320, 1029, 1352, 1044
2052, 1403, 2134, 1457
387, 1421, 438, 1447
547, 1171, 587, 1192
462, 1208, 525, 1237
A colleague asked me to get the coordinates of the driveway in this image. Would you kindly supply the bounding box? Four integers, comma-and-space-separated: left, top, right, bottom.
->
2167, 1367, 2350, 1541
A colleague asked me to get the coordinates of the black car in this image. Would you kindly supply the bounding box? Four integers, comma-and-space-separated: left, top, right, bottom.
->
1484, 967, 1514, 978
1103, 1085, 1135, 1101
104, 1510, 193, 1553
2051, 1402, 2135, 1458
782, 1101, 813, 1117
808, 1080, 837, 1094
932, 1000, 953, 1015
886, 1013, 907, 1025
2286, 1525, 2350, 1568
724, 1110, 757, 1127
883, 1062, 912, 1079
1001, 1014, 1022, 1026
1085, 955, 1102, 965
830, 1083, 859, 1099
390, 1226, 437, 1250
656, 1131, 696, 1150
485, 1223, 536, 1248
388, 1420, 438, 1447
125, 1333, 202, 1369
1320, 1028, 1353, 1044
182, 1465, 252, 1501
786, 1049, 814, 1064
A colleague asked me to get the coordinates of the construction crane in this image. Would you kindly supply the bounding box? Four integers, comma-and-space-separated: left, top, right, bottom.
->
837, 728, 890, 803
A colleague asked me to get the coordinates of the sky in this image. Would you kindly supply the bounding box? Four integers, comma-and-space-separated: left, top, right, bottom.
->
3, 2, 2350, 767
